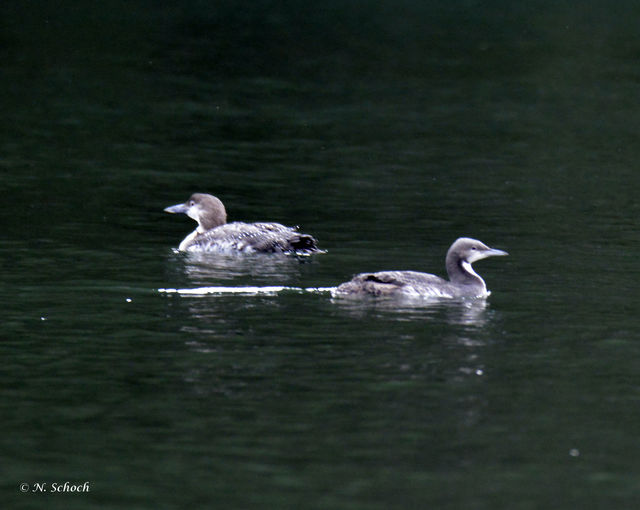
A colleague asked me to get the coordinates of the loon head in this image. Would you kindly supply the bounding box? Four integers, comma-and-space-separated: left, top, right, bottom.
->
164, 193, 228, 232
446, 237, 508, 284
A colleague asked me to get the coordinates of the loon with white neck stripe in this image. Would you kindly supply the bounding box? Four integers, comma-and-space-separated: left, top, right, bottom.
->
333, 237, 507, 298
164, 193, 321, 254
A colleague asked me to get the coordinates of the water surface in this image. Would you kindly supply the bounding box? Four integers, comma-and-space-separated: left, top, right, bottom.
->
2, 2, 640, 509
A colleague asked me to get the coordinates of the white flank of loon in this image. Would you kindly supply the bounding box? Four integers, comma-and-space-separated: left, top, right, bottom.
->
333, 237, 508, 299
164, 193, 321, 254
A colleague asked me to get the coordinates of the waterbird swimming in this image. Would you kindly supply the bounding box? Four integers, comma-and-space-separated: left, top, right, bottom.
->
333, 237, 507, 299
164, 193, 321, 254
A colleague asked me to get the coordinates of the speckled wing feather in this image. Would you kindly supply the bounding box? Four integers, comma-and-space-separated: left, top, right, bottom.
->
335, 270, 455, 298
189, 222, 319, 254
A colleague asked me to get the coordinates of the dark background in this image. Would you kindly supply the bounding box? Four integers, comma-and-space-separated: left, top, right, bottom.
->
2, 2, 640, 509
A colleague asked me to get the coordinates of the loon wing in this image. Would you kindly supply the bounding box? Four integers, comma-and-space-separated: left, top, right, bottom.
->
336, 270, 454, 298
192, 222, 319, 254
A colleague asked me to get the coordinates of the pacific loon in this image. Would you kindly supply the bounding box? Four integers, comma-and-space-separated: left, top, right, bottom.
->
164, 193, 321, 254
333, 237, 507, 298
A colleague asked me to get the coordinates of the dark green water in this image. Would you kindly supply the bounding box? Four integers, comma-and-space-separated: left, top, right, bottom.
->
2, 1, 640, 509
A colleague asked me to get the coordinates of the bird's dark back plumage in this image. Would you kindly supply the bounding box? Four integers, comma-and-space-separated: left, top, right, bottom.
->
188, 221, 320, 254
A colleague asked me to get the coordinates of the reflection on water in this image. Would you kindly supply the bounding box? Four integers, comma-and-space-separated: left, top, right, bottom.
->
165, 250, 318, 286
330, 294, 493, 327
160, 283, 494, 328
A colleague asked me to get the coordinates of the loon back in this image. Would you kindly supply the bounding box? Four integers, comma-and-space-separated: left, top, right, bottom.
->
334, 270, 476, 298
181, 221, 319, 254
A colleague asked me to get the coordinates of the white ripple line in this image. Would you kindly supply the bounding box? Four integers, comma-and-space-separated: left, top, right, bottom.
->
158, 286, 335, 296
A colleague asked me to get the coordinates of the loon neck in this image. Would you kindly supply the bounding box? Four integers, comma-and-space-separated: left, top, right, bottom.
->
446, 256, 487, 291
197, 209, 227, 231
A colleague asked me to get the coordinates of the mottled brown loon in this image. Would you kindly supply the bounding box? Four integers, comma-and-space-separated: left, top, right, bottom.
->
333, 237, 507, 298
164, 193, 321, 254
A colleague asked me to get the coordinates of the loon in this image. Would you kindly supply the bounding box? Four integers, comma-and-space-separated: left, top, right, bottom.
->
164, 193, 321, 254
334, 237, 507, 299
